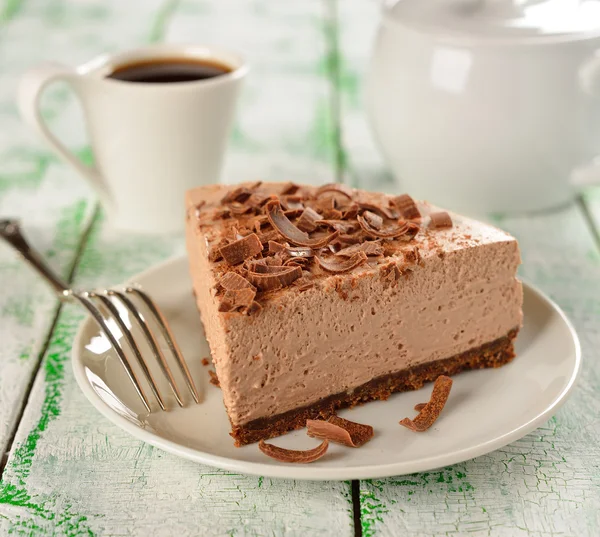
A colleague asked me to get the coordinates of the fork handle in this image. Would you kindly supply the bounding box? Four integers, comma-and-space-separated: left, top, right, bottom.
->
0, 219, 71, 296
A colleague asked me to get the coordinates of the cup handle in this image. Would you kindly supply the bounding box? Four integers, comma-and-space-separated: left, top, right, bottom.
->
17, 63, 112, 206
573, 51, 600, 187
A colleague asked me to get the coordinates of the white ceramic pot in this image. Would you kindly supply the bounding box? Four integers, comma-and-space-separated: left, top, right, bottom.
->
367, 0, 600, 213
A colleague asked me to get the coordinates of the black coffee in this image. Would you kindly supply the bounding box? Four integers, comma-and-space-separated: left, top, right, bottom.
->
107, 58, 231, 83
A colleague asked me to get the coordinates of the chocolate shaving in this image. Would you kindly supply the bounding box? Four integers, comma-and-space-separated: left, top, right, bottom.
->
358, 202, 399, 220
402, 245, 421, 266
313, 196, 336, 212
256, 229, 282, 245
283, 209, 304, 220
399, 375, 453, 432
266, 201, 338, 248
362, 210, 383, 230
393, 194, 421, 219
268, 241, 286, 254
218, 272, 255, 291
252, 216, 268, 231
219, 233, 263, 265
258, 439, 329, 463
279, 182, 300, 195
218, 288, 256, 312
284, 257, 311, 268
287, 246, 314, 258
297, 207, 322, 232
403, 221, 420, 240
201, 358, 210, 366
215, 208, 231, 220
294, 276, 314, 291
336, 233, 363, 245
357, 214, 412, 239
208, 238, 228, 262
320, 207, 343, 220
280, 195, 305, 211
316, 220, 359, 234
229, 202, 253, 215
429, 211, 453, 229
341, 202, 359, 219
248, 263, 290, 274
248, 193, 277, 209
221, 187, 253, 204
336, 241, 384, 257
307, 416, 374, 448
246, 265, 302, 291
315, 251, 367, 273
208, 370, 220, 387
414, 403, 427, 411
315, 183, 354, 199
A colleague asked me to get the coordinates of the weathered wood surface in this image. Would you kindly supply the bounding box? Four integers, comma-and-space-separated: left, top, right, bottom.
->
0, 0, 171, 455
1, 0, 600, 535
335, 1, 600, 535
0, 0, 354, 535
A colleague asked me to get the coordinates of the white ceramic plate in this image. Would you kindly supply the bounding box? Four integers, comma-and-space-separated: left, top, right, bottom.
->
72, 256, 580, 481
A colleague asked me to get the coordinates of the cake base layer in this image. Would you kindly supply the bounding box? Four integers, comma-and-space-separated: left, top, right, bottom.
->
230, 328, 518, 446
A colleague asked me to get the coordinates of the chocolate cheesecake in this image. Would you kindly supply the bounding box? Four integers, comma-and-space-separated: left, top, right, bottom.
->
185, 182, 523, 446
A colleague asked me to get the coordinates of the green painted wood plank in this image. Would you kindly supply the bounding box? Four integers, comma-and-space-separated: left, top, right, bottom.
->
1, 0, 354, 534
334, 1, 600, 535
167, 0, 338, 186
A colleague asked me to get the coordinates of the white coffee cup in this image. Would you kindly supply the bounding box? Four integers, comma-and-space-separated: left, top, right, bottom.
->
18, 44, 247, 232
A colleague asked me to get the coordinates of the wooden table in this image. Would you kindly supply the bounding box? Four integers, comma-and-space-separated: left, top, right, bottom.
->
0, 1, 599, 535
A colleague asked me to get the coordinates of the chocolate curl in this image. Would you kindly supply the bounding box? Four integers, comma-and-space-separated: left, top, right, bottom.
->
357, 214, 412, 239
279, 182, 300, 195
258, 439, 329, 463
315, 251, 367, 273
218, 272, 255, 291
208, 370, 220, 387
219, 233, 263, 265
218, 288, 256, 312
265, 200, 338, 248
246, 265, 302, 291
268, 241, 286, 254
341, 202, 359, 219
296, 207, 322, 233
316, 220, 359, 234
336, 242, 384, 257
221, 187, 253, 204
429, 211, 453, 229
399, 376, 453, 432
280, 195, 305, 210
315, 183, 354, 199
358, 201, 399, 220
392, 194, 421, 219
362, 210, 383, 230
307, 416, 374, 448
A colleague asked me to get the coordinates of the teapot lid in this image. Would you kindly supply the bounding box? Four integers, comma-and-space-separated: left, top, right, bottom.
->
383, 0, 600, 40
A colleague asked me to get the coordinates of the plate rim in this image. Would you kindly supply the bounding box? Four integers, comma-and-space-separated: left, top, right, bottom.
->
71, 254, 582, 481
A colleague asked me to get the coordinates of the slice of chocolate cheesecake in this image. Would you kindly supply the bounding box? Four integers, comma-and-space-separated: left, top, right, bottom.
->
185, 182, 523, 446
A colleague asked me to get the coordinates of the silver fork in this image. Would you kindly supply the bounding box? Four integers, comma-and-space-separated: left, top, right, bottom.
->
0, 219, 200, 412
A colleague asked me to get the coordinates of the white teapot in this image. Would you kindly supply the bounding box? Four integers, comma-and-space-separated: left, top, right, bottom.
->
367, 0, 600, 213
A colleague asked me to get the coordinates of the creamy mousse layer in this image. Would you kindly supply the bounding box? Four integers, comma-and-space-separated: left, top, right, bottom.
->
186, 183, 522, 428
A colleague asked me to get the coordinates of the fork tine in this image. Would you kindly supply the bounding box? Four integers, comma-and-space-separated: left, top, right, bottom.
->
91, 292, 167, 411
127, 287, 201, 404
74, 292, 152, 413
106, 289, 185, 408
